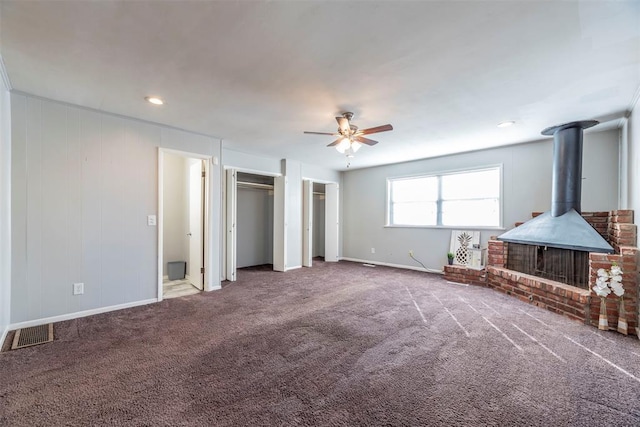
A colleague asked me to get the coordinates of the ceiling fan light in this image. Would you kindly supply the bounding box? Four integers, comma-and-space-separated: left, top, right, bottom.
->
351, 141, 362, 153
335, 138, 350, 154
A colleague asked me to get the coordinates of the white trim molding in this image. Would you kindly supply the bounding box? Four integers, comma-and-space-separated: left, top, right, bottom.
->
0, 327, 9, 350
8, 298, 158, 330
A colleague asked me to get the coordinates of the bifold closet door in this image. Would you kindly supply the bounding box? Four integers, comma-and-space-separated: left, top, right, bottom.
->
302, 180, 313, 267
225, 169, 237, 281
325, 183, 339, 262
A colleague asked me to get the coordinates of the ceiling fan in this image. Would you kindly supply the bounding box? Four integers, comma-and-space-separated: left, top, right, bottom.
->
304, 112, 393, 157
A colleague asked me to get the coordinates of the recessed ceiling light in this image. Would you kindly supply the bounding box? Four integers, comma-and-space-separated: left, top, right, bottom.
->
497, 121, 515, 128
145, 96, 164, 105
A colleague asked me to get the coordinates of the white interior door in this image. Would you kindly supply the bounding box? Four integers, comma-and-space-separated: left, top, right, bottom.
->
226, 169, 237, 281
273, 175, 286, 271
325, 183, 339, 262
189, 160, 204, 289
302, 180, 313, 267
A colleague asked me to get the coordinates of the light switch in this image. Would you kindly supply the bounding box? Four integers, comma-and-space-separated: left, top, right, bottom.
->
147, 215, 157, 226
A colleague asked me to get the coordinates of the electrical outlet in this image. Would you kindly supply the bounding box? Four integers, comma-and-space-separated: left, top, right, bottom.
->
147, 215, 157, 226
371, 247, 376, 254
73, 283, 84, 295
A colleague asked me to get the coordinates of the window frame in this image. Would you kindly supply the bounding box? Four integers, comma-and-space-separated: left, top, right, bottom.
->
385, 165, 504, 230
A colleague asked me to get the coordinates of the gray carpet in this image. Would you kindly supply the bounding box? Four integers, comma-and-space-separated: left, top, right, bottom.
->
1, 260, 639, 426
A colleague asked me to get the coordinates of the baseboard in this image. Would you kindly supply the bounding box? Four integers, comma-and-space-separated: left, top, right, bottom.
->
285, 265, 302, 271
0, 325, 8, 348
339, 257, 444, 274
8, 298, 158, 330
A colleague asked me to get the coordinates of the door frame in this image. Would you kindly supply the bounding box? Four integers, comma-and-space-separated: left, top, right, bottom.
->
223, 167, 283, 280
158, 148, 212, 301
301, 178, 340, 266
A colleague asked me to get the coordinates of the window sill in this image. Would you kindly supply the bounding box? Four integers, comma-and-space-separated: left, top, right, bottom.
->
384, 225, 506, 231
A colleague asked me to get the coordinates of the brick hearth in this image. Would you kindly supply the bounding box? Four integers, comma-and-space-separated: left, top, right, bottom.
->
443, 210, 639, 335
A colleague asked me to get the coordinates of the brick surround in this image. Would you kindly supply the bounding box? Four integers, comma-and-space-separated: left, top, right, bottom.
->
443, 210, 639, 335
486, 266, 590, 323
443, 265, 486, 286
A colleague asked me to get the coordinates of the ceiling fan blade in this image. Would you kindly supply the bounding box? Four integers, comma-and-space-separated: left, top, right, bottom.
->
354, 136, 379, 146
327, 138, 343, 147
304, 131, 337, 136
359, 124, 393, 135
336, 117, 350, 134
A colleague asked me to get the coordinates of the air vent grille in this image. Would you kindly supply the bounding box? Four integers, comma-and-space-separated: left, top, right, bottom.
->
11, 324, 54, 350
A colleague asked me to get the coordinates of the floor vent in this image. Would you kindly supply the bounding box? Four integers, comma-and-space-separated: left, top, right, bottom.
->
11, 324, 54, 350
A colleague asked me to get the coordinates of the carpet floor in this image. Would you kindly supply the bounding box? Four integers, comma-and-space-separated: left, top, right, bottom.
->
1, 260, 639, 426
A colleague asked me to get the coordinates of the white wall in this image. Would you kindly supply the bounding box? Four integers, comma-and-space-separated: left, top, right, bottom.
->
302, 163, 341, 184
162, 153, 189, 275
284, 159, 302, 269
222, 148, 281, 175
342, 130, 619, 270
11, 94, 221, 324
237, 187, 274, 268
628, 97, 640, 228
0, 67, 11, 341
582, 129, 621, 210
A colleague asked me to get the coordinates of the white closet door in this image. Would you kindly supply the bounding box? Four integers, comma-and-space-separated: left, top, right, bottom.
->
225, 169, 237, 281
188, 160, 204, 289
302, 180, 313, 267
325, 183, 339, 262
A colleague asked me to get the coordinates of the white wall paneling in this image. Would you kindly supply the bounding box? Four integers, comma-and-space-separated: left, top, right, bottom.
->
11, 94, 221, 323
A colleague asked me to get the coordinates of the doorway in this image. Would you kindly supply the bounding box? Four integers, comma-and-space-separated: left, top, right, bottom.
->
303, 180, 339, 267
159, 151, 209, 299
312, 183, 325, 260
236, 172, 274, 269
225, 169, 281, 281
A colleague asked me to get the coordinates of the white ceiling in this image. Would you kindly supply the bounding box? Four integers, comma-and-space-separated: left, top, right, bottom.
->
1, 1, 639, 171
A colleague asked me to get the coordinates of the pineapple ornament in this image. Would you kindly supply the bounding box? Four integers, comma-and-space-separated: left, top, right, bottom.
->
456, 232, 473, 265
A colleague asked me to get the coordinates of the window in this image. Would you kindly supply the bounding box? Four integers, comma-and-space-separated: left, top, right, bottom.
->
387, 166, 501, 227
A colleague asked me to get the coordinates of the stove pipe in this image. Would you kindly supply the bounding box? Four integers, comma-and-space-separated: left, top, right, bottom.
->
497, 119, 614, 254
542, 120, 598, 217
